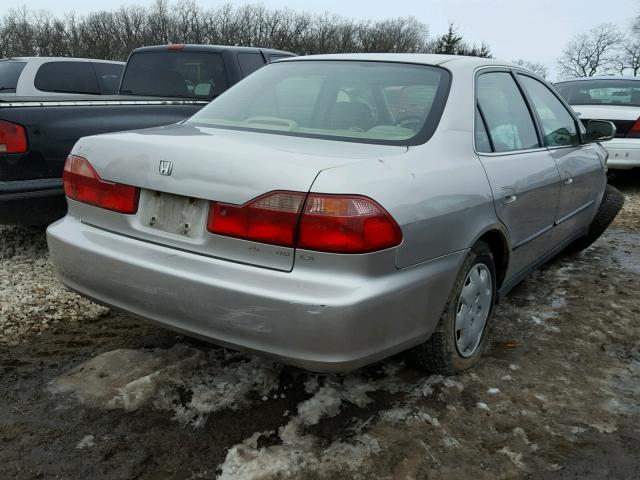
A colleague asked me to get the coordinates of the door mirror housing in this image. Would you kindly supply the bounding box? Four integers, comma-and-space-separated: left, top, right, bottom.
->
584, 120, 616, 143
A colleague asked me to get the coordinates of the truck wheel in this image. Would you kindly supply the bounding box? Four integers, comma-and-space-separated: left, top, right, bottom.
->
569, 184, 624, 252
410, 241, 496, 374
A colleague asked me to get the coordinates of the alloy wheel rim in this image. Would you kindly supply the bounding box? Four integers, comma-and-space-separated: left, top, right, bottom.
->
454, 263, 493, 358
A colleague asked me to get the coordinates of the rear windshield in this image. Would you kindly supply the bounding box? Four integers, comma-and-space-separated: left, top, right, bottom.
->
187, 61, 450, 145
0, 61, 26, 93
555, 79, 640, 106
120, 51, 229, 99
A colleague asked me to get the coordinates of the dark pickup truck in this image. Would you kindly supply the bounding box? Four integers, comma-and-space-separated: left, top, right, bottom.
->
0, 44, 294, 225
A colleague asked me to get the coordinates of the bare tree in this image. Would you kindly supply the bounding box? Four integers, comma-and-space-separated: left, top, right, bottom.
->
558, 23, 623, 78
0, 2, 489, 61
615, 36, 640, 75
512, 59, 548, 78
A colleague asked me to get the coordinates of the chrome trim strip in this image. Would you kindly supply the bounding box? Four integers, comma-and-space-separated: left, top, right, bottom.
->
0, 100, 209, 108
555, 200, 596, 226
512, 224, 554, 251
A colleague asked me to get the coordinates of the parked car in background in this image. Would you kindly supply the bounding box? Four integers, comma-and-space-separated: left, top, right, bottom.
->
48, 54, 623, 374
555, 76, 640, 170
0, 45, 294, 225
0, 57, 125, 97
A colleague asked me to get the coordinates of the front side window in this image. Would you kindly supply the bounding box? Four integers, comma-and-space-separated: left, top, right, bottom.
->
0, 61, 26, 93
120, 51, 229, 99
555, 79, 640, 106
187, 61, 450, 145
477, 72, 540, 153
34, 61, 100, 95
519, 75, 579, 147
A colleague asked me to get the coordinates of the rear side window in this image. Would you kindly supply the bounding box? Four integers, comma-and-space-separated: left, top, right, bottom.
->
0, 61, 26, 93
34, 61, 100, 94
237, 53, 265, 76
120, 51, 229, 99
518, 75, 579, 147
475, 107, 492, 153
477, 72, 540, 153
93, 62, 124, 94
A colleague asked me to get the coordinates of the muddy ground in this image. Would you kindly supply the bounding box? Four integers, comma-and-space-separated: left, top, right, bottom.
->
1, 174, 639, 480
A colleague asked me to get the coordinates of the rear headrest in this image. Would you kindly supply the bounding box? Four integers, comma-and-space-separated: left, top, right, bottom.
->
329, 102, 375, 131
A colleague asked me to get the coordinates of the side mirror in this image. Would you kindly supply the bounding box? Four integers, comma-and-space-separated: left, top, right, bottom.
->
584, 120, 616, 143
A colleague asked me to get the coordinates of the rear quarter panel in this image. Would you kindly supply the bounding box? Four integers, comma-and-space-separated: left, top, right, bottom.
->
310, 132, 498, 269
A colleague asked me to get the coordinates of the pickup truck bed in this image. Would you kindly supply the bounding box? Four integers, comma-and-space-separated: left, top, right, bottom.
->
0, 44, 294, 225
0, 96, 208, 225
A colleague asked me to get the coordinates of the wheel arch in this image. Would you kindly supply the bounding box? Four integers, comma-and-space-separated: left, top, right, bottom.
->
473, 226, 510, 290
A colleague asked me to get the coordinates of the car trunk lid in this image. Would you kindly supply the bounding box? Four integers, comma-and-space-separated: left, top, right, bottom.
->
571, 104, 640, 137
70, 124, 407, 271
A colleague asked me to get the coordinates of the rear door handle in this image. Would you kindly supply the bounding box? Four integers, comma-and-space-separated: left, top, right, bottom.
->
501, 186, 517, 204
562, 171, 573, 185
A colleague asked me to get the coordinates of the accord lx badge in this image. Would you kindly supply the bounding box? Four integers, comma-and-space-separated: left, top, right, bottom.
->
159, 160, 173, 176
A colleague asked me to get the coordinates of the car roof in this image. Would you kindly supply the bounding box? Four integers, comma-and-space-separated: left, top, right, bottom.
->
275, 53, 518, 70
2, 57, 125, 64
132, 45, 295, 56
555, 75, 640, 84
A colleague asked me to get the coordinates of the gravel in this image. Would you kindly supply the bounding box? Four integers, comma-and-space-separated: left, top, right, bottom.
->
0, 226, 108, 346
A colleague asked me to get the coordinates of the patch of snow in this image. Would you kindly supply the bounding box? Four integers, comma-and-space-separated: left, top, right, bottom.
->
498, 446, 526, 470
49, 343, 281, 426
76, 435, 95, 449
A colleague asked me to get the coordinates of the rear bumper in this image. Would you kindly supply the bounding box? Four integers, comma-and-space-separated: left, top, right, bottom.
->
0, 178, 66, 225
47, 216, 465, 372
604, 139, 640, 169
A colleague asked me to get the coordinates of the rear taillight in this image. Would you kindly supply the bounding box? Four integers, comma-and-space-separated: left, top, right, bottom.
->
206, 192, 402, 254
627, 117, 640, 138
207, 191, 306, 247
0, 120, 28, 154
63, 155, 140, 214
297, 194, 402, 253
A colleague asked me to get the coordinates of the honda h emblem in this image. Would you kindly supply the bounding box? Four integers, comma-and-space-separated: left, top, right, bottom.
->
159, 160, 173, 176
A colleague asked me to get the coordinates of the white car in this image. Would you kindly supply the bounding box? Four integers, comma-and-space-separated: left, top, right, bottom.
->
555, 76, 640, 169
0, 57, 124, 97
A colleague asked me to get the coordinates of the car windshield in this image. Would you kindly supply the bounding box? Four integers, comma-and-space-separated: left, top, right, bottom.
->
187, 60, 450, 145
0, 61, 26, 93
119, 51, 229, 99
555, 79, 640, 107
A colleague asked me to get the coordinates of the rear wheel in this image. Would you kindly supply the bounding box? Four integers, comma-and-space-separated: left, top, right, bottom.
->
568, 184, 624, 252
410, 241, 496, 374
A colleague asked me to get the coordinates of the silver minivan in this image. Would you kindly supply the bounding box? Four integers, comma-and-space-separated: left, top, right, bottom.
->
47, 54, 622, 373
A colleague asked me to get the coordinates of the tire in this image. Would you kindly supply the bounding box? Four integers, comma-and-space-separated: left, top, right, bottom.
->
569, 184, 625, 252
410, 241, 496, 374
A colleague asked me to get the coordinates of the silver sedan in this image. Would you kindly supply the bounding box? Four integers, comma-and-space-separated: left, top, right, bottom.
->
47, 54, 621, 373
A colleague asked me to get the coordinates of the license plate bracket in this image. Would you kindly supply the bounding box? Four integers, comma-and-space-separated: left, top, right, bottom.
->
139, 190, 208, 238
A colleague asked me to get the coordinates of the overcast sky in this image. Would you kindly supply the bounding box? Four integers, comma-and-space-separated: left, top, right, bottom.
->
2, 0, 637, 80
